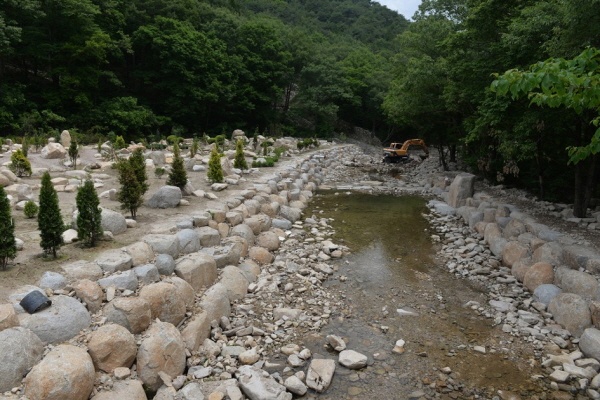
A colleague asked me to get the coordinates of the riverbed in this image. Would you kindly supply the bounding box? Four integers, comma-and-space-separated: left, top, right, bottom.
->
300, 191, 546, 399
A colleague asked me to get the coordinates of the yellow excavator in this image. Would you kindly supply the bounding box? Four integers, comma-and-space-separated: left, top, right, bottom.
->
383, 139, 429, 163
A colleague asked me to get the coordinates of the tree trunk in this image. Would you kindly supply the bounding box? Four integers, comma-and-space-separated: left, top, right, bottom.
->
438, 145, 448, 171
449, 144, 457, 163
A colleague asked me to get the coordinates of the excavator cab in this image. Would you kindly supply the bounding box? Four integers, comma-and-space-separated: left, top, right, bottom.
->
383, 139, 428, 163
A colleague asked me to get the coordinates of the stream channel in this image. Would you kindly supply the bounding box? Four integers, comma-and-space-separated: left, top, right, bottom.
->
299, 191, 547, 400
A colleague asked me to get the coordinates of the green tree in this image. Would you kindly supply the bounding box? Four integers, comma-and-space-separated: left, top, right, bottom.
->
68, 140, 79, 169
0, 186, 16, 270
76, 180, 103, 247
166, 142, 187, 189
129, 148, 149, 195
233, 139, 248, 170
38, 172, 64, 258
116, 160, 143, 219
207, 145, 224, 183
114, 135, 126, 150
491, 47, 600, 217
23, 200, 38, 218
9, 149, 32, 177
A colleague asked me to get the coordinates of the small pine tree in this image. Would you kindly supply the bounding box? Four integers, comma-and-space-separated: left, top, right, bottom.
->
167, 142, 188, 189
76, 180, 103, 247
233, 139, 248, 170
190, 137, 199, 158
38, 172, 64, 258
207, 145, 224, 183
129, 148, 149, 195
9, 149, 32, 177
22, 136, 29, 157
0, 186, 16, 270
117, 160, 143, 219
68, 141, 79, 169
114, 135, 126, 150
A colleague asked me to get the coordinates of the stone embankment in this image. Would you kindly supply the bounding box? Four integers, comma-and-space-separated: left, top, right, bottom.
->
2, 142, 600, 399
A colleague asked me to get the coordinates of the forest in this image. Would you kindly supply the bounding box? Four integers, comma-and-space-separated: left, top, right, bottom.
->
1, 0, 599, 213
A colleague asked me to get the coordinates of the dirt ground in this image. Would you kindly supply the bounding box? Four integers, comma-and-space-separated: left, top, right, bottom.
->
0, 143, 298, 302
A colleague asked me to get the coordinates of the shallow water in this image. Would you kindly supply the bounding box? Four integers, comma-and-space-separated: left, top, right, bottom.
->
300, 192, 545, 399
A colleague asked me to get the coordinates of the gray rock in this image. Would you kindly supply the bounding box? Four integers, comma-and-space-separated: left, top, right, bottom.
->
125, 241, 154, 267
447, 173, 475, 208
548, 293, 592, 337
230, 224, 255, 245
143, 234, 180, 258
95, 249, 133, 273
41, 142, 67, 159
146, 186, 182, 209
155, 253, 176, 275
237, 365, 292, 400
177, 382, 204, 400
176, 229, 201, 254
18, 295, 91, 344
272, 218, 293, 230
220, 265, 249, 302
149, 151, 166, 166
533, 284, 563, 306
279, 205, 301, 223
62, 260, 103, 281
306, 359, 336, 393
284, 376, 307, 396
580, 328, 600, 361
38, 271, 67, 290
139, 282, 186, 326
97, 270, 138, 291
104, 297, 151, 334
338, 350, 368, 369
101, 208, 127, 235
0, 327, 44, 392
88, 324, 137, 373
133, 264, 160, 285
197, 226, 221, 247
91, 380, 147, 400
428, 200, 456, 216
554, 267, 599, 301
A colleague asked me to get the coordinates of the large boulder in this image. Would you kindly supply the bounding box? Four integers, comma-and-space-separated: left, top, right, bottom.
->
579, 328, 600, 361
199, 283, 231, 322
523, 262, 554, 292
137, 321, 186, 392
95, 249, 133, 273
139, 282, 186, 326
0, 303, 19, 330
24, 344, 95, 400
554, 267, 599, 301
176, 229, 201, 254
0, 327, 44, 392
230, 224, 255, 245
548, 293, 592, 337
306, 359, 336, 393
60, 130, 71, 148
533, 242, 563, 265
175, 252, 218, 291
125, 242, 155, 267
181, 311, 211, 352
18, 295, 91, 344
61, 260, 103, 281
501, 241, 529, 268
101, 208, 127, 235
88, 324, 137, 373
220, 265, 249, 302
143, 234, 180, 258
104, 297, 152, 334
447, 173, 475, 208
145, 186, 182, 209
197, 226, 221, 247
38, 271, 67, 291
533, 284, 562, 306
279, 205, 301, 223
256, 231, 280, 251
41, 142, 67, 159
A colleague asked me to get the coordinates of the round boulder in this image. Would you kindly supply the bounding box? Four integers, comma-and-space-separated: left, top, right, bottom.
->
145, 186, 182, 209
24, 344, 95, 400
249, 246, 274, 265
101, 208, 127, 235
0, 327, 44, 392
548, 292, 592, 337
73, 279, 104, 313
91, 380, 147, 400
18, 295, 91, 344
155, 253, 176, 275
104, 297, 151, 334
88, 324, 137, 373
139, 282, 186, 326
523, 262, 554, 292
533, 284, 562, 306
137, 321, 186, 391
255, 231, 280, 251
38, 271, 67, 291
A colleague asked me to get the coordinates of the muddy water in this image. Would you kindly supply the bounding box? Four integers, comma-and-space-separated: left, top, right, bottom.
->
301, 192, 546, 399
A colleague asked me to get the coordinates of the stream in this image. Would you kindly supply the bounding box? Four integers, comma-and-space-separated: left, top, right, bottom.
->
299, 191, 546, 399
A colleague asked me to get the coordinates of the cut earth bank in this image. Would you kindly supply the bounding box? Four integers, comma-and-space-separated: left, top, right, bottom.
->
2, 142, 600, 399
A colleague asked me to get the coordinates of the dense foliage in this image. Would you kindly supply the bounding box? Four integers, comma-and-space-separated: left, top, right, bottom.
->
0, 0, 406, 139
2, 0, 600, 210
38, 172, 64, 258
167, 142, 188, 189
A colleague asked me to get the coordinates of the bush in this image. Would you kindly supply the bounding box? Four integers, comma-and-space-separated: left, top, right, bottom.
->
24, 200, 38, 218
76, 180, 103, 247
9, 149, 32, 177
0, 186, 16, 269
113, 135, 126, 150
166, 142, 187, 189
154, 166, 166, 178
38, 172, 64, 258
233, 139, 248, 170
252, 157, 276, 168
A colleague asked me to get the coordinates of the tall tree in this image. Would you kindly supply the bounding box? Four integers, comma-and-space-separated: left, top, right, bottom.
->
129, 148, 149, 195
0, 186, 16, 269
116, 159, 143, 219
76, 180, 103, 247
38, 171, 64, 258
